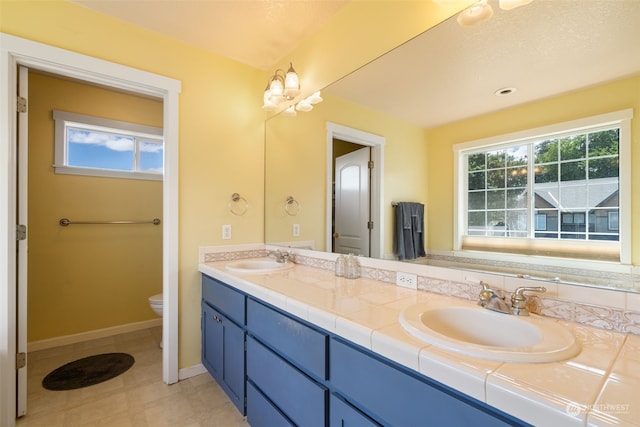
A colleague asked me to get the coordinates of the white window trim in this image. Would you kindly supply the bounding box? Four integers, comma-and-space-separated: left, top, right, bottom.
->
53, 110, 163, 181
453, 109, 632, 265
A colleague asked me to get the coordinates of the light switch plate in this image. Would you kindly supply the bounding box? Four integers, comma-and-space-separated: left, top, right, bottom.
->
222, 224, 231, 240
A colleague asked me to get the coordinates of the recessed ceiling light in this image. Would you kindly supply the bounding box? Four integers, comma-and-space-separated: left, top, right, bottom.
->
494, 87, 517, 96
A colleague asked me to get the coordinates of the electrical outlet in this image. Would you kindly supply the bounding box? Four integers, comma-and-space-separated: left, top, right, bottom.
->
222, 224, 231, 240
293, 223, 300, 237
396, 272, 417, 289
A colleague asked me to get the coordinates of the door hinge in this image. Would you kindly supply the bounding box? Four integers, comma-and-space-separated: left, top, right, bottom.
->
368, 221, 374, 230
17, 96, 27, 113
16, 352, 26, 369
16, 224, 27, 241
368, 160, 374, 169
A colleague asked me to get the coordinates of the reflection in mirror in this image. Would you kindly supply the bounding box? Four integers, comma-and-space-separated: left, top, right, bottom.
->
265, 0, 640, 290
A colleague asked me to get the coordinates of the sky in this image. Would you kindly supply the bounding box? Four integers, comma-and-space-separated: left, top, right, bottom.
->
67, 127, 163, 173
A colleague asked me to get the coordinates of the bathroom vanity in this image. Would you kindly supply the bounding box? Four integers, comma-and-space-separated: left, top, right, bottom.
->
201, 274, 526, 426
199, 256, 638, 426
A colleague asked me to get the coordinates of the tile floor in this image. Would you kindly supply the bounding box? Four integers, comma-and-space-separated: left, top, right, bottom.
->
17, 327, 249, 427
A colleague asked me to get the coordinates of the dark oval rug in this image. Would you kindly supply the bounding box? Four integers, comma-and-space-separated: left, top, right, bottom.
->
42, 352, 135, 391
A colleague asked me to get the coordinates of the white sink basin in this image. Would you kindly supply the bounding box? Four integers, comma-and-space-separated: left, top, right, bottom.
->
399, 302, 580, 363
225, 258, 294, 274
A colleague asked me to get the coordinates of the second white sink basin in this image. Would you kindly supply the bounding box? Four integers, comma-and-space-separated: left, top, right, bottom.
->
225, 258, 294, 274
399, 302, 580, 363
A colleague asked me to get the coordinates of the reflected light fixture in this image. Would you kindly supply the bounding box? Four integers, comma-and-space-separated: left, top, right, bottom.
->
457, 0, 493, 27
456, 0, 534, 27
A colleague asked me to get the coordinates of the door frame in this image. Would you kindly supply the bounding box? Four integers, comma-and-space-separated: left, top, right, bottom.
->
0, 33, 181, 423
325, 122, 385, 258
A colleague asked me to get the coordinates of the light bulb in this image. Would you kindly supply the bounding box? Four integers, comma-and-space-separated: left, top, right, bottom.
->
307, 91, 323, 104
295, 99, 313, 112
457, 0, 493, 27
283, 62, 300, 98
262, 90, 277, 111
269, 76, 283, 97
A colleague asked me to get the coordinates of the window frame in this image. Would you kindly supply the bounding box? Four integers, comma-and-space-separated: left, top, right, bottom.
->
53, 110, 164, 181
453, 109, 632, 264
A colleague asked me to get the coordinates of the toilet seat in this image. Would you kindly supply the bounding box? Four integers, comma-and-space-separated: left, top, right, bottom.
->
149, 293, 163, 305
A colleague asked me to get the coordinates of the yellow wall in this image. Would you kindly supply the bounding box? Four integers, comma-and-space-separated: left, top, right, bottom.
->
28, 71, 163, 341
265, 93, 428, 257
1, 0, 266, 369
426, 75, 640, 264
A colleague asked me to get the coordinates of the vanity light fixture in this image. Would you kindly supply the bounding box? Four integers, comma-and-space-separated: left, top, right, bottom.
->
456, 0, 534, 27
261, 61, 324, 115
262, 62, 300, 111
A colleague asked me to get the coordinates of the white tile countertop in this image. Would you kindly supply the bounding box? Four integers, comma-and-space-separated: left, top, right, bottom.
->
199, 259, 640, 426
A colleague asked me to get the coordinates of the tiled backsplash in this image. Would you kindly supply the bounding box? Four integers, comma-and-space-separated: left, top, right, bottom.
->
200, 245, 640, 336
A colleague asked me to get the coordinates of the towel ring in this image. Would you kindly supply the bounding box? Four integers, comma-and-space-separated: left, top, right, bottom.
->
285, 196, 300, 216
228, 193, 249, 216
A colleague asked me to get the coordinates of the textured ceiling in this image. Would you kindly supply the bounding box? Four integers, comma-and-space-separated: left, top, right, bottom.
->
70, 0, 348, 70
326, 0, 640, 128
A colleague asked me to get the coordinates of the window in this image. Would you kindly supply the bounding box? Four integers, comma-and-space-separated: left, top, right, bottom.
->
54, 110, 163, 180
454, 110, 631, 263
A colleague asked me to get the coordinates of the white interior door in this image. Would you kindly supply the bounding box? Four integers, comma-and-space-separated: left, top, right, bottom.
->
334, 147, 370, 256
16, 65, 28, 417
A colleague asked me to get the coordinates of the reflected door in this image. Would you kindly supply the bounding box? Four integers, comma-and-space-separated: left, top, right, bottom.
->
334, 147, 370, 256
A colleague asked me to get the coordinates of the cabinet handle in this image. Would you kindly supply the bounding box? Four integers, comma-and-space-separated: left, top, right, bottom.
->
213, 315, 222, 323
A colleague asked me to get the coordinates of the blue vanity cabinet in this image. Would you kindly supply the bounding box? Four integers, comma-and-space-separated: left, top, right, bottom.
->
246, 298, 328, 427
201, 275, 246, 415
330, 394, 380, 427
330, 338, 529, 427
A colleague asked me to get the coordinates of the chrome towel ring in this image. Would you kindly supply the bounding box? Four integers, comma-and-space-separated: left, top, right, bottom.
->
228, 193, 249, 216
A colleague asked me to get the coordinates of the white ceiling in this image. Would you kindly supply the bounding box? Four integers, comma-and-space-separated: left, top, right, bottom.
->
71, 0, 640, 128
326, 0, 640, 128
70, 0, 348, 71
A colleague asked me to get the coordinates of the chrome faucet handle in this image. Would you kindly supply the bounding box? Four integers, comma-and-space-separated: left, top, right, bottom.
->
510, 286, 546, 316
478, 281, 503, 305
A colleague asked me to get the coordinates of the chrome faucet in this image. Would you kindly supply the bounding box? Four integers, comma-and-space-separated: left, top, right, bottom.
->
268, 249, 290, 263
478, 281, 511, 314
510, 286, 546, 316
478, 282, 546, 316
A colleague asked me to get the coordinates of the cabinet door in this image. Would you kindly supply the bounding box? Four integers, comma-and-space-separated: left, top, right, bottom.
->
202, 302, 245, 414
330, 394, 380, 427
331, 339, 526, 426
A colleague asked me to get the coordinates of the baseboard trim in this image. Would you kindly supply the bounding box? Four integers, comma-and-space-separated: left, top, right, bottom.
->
27, 318, 163, 352
179, 363, 207, 380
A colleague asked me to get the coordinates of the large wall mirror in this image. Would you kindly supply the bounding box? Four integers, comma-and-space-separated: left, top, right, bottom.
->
265, 0, 640, 290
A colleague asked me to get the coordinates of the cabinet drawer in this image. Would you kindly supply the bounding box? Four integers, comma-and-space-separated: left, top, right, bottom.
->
247, 298, 327, 379
202, 274, 245, 325
247, 382, 294, 427
247, 336, 327, 427
330, 339, 526, 427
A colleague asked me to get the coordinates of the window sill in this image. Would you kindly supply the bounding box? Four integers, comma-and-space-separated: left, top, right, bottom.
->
53, 165, 162, 181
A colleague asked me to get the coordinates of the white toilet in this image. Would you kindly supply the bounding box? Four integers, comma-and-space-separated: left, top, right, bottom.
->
148, 293, 163, 348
